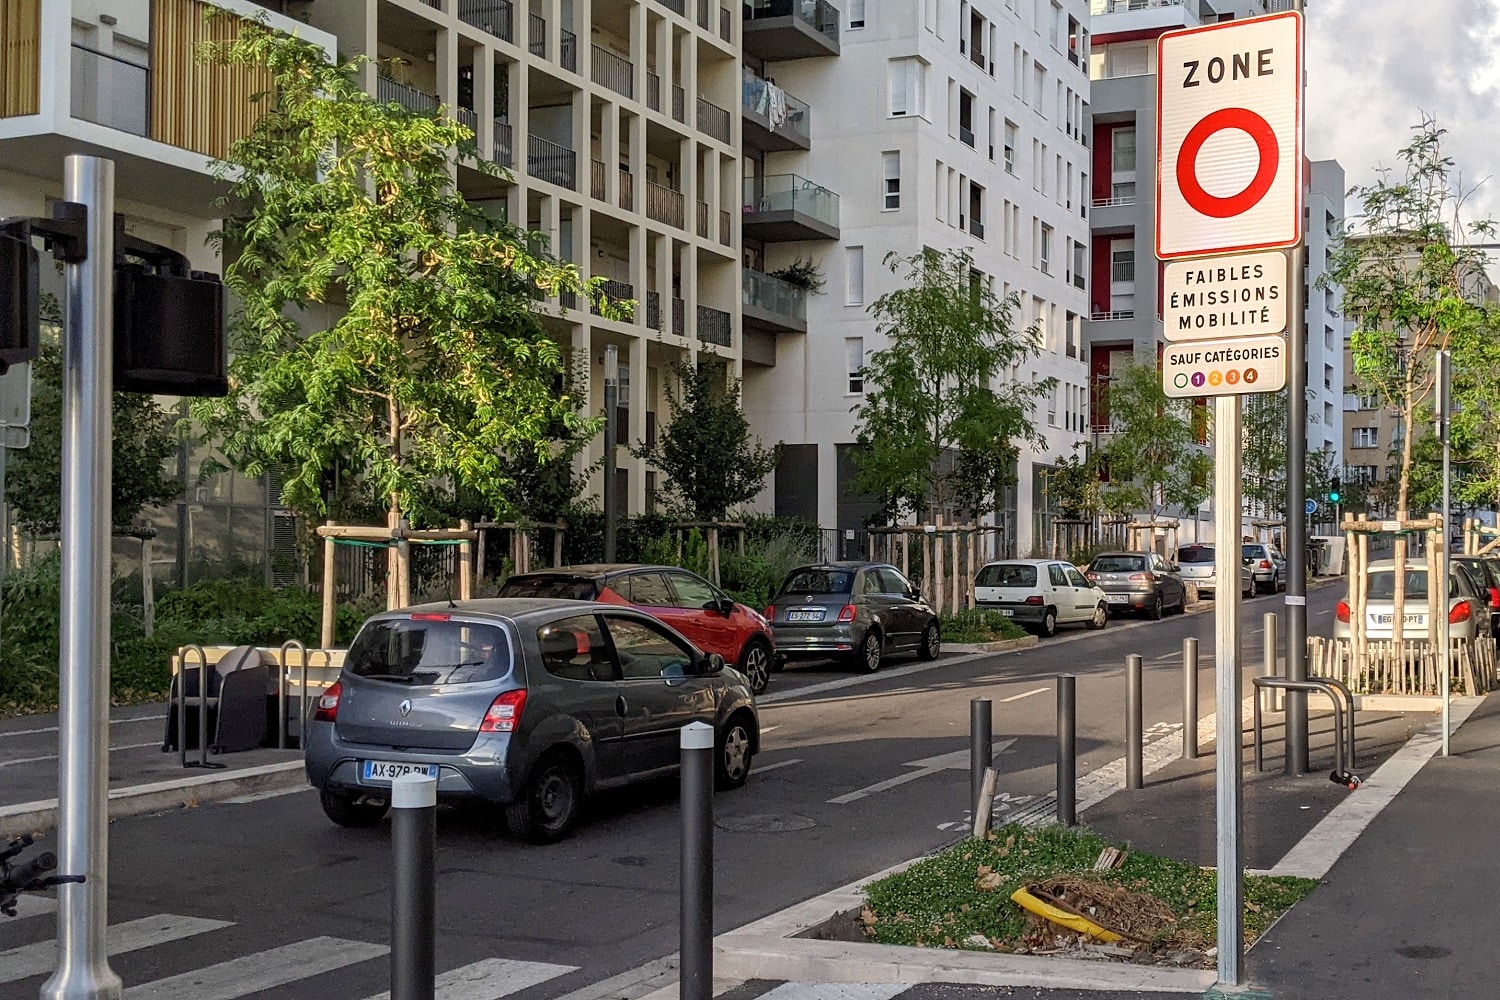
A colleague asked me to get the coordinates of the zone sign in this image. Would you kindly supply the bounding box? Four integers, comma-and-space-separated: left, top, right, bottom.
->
1156, 11, 1303, 260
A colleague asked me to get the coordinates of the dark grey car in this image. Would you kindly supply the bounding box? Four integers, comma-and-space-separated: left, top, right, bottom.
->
304, 599, 760, 843
1085, 551, 1188, 619
767, 562, 941, 672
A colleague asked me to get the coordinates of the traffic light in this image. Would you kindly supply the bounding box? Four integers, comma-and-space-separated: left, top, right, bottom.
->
1328, 477, 1342, 505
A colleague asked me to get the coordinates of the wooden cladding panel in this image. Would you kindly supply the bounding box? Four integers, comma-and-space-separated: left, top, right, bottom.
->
0, 0, 40, 117
150, 0, 271, 159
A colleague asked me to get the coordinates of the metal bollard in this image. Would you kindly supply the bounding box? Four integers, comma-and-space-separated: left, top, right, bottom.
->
680, 722, 714, 1000
1126, 654, 1144, 789
391, 774, 436, 1000
1057, 675, 1076, 827
1263, 613, 1284, 712
1183, 637, 1200, 761
970, 698, 993, 821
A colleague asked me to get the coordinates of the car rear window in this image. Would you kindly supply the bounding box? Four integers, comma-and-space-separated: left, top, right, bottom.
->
1367, 571, 1432, 601
1091, 555, 1146, 573
1242, 545, 1268, 560
347, 618, 512, 684
975, 564, 1038, 587
1178, 546, 1215, 564
779, 569, 854, 595
497, 575, 600, 600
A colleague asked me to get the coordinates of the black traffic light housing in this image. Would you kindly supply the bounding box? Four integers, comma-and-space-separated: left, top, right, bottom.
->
0, 231, 38, 375
1328, 476, 1342, 505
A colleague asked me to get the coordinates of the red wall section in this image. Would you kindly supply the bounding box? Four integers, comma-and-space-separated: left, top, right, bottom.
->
1092, 234, 1113, 316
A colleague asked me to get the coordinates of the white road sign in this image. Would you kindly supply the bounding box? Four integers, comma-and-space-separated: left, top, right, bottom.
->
1156, 12, 1303, 260
1162, 335, 1287, 398
1163, 250, 1287, 342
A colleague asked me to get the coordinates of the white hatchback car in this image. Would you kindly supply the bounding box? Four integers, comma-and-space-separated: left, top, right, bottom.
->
973, 559, 1109, 638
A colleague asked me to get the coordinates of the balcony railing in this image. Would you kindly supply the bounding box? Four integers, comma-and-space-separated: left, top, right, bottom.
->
743, 173, 839, 229
456, 106, 479, 135
619, 170, 634, 209
698, 0, 730, 37
71, 44, 149, 137
459, 0, 514, 41
648, 72, 662, 111
697, 201, 710, 238
672, 297, 686, 337
969, 218, 985, 240
561, 29, 578, 72
592, 46, 634, 98
1090, 309, 1136, 321
742, 70, 811, 146
493, 120, 514, 166
672, 86, 687, 123
1092, 195, 1137, 208
720, 210, 732, 246
697, 97, 731, 143
591, 160, 634, 208
592, 279, 633, 317
646, 291, 663, 330
657, 0, 687, 13
745, 0, 841, 44
591, 159, 607, 200
648, 182, 686, 228
959, 125, 975, 148
697, 305, 733, 348
743, 269, 808, 324
377, 75, 439, 116
528, 134, 576, 189
529, 14, 546, 56
721, 6, 733, 40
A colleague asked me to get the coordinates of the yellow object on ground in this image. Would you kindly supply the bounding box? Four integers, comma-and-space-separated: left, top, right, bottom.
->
1009, 886, 1123, 943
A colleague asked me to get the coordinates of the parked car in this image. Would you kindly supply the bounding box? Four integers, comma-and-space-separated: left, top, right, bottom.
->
1242, 542, 1287, 594
766, 562, 940, 673
1334, 559, 1493, 642
497, 565, 775, 695
1176, 543, 1254, 599
1085, 552, 1188, 619
972, 559, 1108, 637
304, 599, 760, 842
1452, 556, 1500, 633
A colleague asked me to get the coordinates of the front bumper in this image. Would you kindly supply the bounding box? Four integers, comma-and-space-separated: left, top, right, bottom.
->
303, 720, 518, 804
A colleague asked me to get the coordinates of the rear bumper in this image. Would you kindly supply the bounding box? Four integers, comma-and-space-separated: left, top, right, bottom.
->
303, 720, 518, 803
974, 602, 1047, 625
772, 622, 858, 659
1099, 590, 1154, 611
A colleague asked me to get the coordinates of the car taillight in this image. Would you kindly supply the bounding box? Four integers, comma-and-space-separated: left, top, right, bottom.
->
1086, 573, 1097, 583
1128, 573, 1150, 582
1488, 588, 1499, 610
765, 605, 775, 619
313, 681, 342, 723
411, 612, 450, 621
1336, 601, 1350, 623
1260, 560, 1272, 570
837, 605, 857, 623
1024, 595, 1044, 606
480, 690, 527, 733
1450, 601, 1472, 624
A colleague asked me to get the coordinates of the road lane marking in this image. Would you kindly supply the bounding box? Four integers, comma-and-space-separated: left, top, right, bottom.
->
1000, 687, 1049, 703
0, 741, 162, 769
362, 958, 579, 1000
0, 915, 232, 985
121, 936, 388, 999
759, 726, 780, 734
0, 715, 168, 740
4, 894, 55, 920
829, 740, 1017, 804
753, 758, 803, 776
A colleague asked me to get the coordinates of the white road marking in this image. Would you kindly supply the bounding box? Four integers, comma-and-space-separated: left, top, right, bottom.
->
0, 715, 167, 740
362, 958, 578, 1000
0, 741, 161, 769
757, 984, 909, 1000
758, 651, 995, 705
829, 740, 1016, 804
752, 758, 803, 776
0, 914, 232, 985
221, 786, 312, 805
759, 726, 780, 734
121, 936, 388, 1000
1000, 686, 1050, 703
4, 894, 55, 919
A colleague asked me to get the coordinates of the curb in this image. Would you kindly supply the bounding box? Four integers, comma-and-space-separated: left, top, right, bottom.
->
0, 760, 306, 838
945, 636, 1040, 654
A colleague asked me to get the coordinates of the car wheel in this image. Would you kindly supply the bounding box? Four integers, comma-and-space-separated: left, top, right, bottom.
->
738, 638, 772, 696
319, 788, 389, 829
1148, 593, 1164, 621
1087, 603, 1108, 630
505, 751, 583, 845
1037, 608, 1058, 638
857, 629, 884, 673
715, 713, 755, 790
918, 620, 942, 660
1244, 578, 1255, 599
771, 654, 787, 674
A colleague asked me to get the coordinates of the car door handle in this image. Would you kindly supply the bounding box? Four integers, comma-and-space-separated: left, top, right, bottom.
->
616, 695, 628, 718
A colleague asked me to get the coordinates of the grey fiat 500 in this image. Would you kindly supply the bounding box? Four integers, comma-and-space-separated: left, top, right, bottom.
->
303, 598, 760, 843
766, 562, 941, 672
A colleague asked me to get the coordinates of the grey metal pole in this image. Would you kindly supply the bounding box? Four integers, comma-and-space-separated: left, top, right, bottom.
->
1263, 612, 1282, 713
1056, 675, 1076, 826
42, 155, 122, 1000
1182, 637, 1199, 760
1285, 242, 1310, 775
680, 722, 714, 1000
390, 774, 437, 1000
1126, 654, 1143, 789
602, 344, 619, 563
970, 697, 992, 820
1438, 349, 1452, 756
1215, 394, 1246, 986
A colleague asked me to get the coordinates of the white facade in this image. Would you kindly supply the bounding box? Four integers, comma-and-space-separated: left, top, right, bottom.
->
1305, 158, 1345, 468
743, 0, 1093, 558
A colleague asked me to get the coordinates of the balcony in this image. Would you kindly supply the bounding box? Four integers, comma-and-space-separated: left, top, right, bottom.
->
591, 160, 634, 209
592, 45, 633, 99
592, 279, 634, 318
1089, 0, 1207, 31
697, 305, 733, 349
697, 97, 731, 143
71, 44, 148, 137
742, 269, 807, 334
493, 120, 514, 166
646, 291, 664, 330
672, 86, 687, 123
656, 0, 687, 13
648, 182, 686, 228
459, 0, 514, 41
528, 134, 577, 189
648, 72, 662, 112
743, 0, 840, 61
377, 76, 439, 116
1089, 309, 1136, 321
698, 0, 733, 41
456, 106, 479, 135
742, 173, 839, 242
742, 70, 810, 152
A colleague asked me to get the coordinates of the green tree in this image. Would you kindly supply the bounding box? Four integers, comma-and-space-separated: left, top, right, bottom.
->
851, 248, 1051, 522
192, 21, 613, 531
1242, 391, 1336, 521
6, 296, 179, 534
1096, 361, 1210, 521
1047, 446, 1102, 520
632, 355, 778, 521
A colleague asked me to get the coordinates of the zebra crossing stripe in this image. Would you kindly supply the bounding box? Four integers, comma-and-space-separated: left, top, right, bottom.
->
5, 894, 55, 920
121, 935, 388, 1000
756, 985, 910, 1000
362, 957, 579, 1000
0, 914, 231, 985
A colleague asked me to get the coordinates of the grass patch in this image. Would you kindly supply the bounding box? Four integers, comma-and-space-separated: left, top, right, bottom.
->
862, 824, 1316, 962
940, 610, 1030, 644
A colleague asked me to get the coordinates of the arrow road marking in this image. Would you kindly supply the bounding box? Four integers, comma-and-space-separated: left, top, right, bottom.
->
828, 740, 1018, 804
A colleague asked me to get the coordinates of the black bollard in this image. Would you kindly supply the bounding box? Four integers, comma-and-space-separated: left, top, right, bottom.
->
1057, 675, 1076, 827
1183, 637, 1200, 761
391, 774, 436, 1000
970, 698, 992, 821
1127, 654, 1144, 789
680, 722, 714, 1000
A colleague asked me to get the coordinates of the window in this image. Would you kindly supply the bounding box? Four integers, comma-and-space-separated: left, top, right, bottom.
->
849, 0, 866, 28
889, 58, 927, 118
845, 245, 864, 304
1066, 567, 1090, 589
846, 337, 865, 394
605, 616, 695, 680
1003, 120, 1017, 173
667, 571, 719, 610
1047, 386, 1057, 426
1039, 223, 1054, 273
1353, 427, 1380, 449
624, 571, 675, 607
968, 181, 985, 238
1111, 127, 1136, 173
1111, 245, 1135, 283
536, 615, 614, 683
958, 89, 975, 148
988, 108, 997, 160
348, 619, 511, 684
1072, 241, 1086, 289
877, 567, 912, 595
883, 151, 901, 209
1032, 61, 1046, 115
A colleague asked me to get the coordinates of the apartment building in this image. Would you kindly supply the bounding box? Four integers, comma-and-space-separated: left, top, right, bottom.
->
741, 0, 1094, 558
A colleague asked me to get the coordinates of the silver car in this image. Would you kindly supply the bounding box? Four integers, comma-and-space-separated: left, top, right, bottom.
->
1177, 544, 1254, 599
1242, 542, 1286, 594
304, 599, 760, 843
1334, 560, 1494, 642
767, 562, 941, 673
1086, 551, 1188, 619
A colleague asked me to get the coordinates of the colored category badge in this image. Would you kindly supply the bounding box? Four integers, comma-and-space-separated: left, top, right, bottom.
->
1160, 335, 1289, 399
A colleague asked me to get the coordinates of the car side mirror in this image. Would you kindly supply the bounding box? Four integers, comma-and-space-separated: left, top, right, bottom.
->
702, 652, 726, 675
908, 586, 922, 600
718, 598, 737, 616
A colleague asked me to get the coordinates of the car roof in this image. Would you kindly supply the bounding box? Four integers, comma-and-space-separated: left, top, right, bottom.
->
1090, 551, 1154, 558
391, 597, 610, 624
507, 564, 686, 579
979, 558, 1066, 567
790, 561, 887, 570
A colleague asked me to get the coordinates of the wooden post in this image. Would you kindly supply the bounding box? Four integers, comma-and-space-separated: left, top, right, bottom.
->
708, 526, 721, 586
396, 518, 413, 608
934, 526, 947, 615
386, 509, 401, 611
922, 530, 932, 604
951, 529, 962, 612
141, 536, 155, 639
901, 531, 909, 577
475, 525, 487, 584
321, 519, 337, 648
553, 521, 565, 568
737, 526, 745, 556
458, 519, 473, 601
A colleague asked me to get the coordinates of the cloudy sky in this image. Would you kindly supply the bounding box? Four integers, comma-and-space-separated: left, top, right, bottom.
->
1306, 0, 1500, 224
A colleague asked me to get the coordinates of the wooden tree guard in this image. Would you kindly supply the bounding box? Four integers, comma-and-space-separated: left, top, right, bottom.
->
866, 523, 1005, 615
1050, 518, 1096, 560
1124, 519, 1180, 559
671, 522, 747, 587
473, 520, 569, 581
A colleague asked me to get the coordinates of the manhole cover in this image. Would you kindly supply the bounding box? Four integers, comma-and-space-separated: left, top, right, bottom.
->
715, 813, 816, 833
1396, 945, 1451, 960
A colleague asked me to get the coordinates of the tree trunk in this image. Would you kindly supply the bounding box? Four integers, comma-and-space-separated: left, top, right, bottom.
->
1392, 380, 1417, 649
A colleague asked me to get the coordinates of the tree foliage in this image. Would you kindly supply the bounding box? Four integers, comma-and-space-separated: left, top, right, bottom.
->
850, 248, 1051, 522
192, 21, 612, 528
1096, 362, 1210, 520
1242, 391, 1336, 521
632, 355, 778, 521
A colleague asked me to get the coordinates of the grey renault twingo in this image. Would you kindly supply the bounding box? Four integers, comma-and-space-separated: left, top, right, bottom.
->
303, 598, 760, 843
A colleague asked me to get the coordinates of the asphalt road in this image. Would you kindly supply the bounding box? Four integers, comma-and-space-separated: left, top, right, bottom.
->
0, 586, 1340, 999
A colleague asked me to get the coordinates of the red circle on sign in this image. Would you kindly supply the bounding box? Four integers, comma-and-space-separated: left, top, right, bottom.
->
1176, 108, 1280, 219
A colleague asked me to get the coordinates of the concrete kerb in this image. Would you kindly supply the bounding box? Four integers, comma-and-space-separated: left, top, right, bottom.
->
0, 760, 306, 838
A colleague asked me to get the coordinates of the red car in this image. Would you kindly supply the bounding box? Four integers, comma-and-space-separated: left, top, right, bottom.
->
496, 564, 776, 695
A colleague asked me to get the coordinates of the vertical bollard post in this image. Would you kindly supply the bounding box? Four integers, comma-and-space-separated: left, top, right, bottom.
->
390, 774, 436, 1000
1057, 675, 1076, 826
1126, 654, 1144, 789
680, 722, 714, 1000
1182, 637, 1199, 761
1263, 613, 1283, 713
970, 698, 992, 822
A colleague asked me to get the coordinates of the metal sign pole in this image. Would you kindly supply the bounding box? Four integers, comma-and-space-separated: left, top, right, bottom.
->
1284, 244, 1310, 775
42, 155, 122, 1000
1215, 393, 1245, 987
1437, 350, 1451, 756
602, 344, 619, 563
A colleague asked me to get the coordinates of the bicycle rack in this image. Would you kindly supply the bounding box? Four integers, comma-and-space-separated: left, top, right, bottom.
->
170, 644, 223, 770
276, 640, 310, 750
1252, 675, 1357, 778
